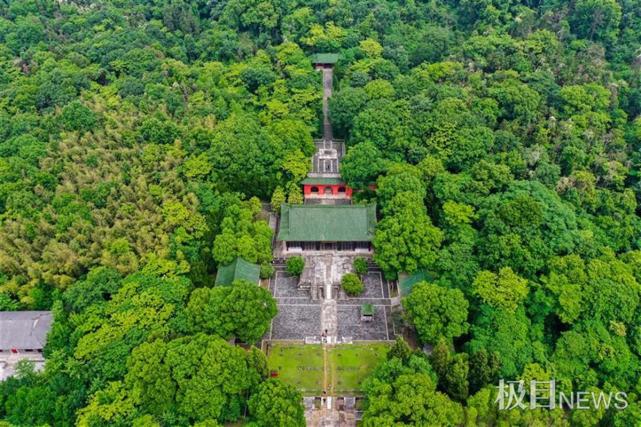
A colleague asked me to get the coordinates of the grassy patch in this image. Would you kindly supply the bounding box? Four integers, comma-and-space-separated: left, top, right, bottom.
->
329, 343, 389, 394
267, 342, 324, 394
266, 341, 390, 395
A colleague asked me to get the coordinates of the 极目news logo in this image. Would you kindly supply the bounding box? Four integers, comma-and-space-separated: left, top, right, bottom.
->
496, 379, 628, 410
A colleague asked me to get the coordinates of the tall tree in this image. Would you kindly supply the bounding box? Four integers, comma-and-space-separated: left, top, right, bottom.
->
403, 282, 469, 345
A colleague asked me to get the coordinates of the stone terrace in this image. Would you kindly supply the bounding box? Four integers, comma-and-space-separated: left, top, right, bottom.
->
266, 267, 394, 342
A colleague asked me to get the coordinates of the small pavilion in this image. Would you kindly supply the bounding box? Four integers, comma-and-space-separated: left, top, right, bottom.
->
311, 53, 340, 69
398, 270, 437, 297
361, 304, 374, 321
215, 257, 260, 285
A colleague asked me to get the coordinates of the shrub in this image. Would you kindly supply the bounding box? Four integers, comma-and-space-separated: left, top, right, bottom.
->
354, 257, 368, 276
342, 273, 364, 296
286, 256, 305, 276
260, 264, 275, 279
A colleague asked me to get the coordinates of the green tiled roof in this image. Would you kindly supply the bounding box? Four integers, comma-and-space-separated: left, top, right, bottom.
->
278, 204, 376, 242
311, 53, 340, 64
301, 177, 345, 185
398, 270, 436, 297
215, 257, 260, 285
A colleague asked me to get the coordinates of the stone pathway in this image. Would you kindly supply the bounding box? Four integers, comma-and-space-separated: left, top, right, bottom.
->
321, 67, 333, 141
321, 299, 338, 343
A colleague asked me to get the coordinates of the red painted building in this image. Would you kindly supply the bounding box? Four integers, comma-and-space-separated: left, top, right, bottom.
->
302, 178, 352, 200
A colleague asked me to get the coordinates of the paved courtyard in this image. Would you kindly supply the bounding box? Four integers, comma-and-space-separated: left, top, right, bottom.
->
267, 267, 394, 341
269, 270, 320, 340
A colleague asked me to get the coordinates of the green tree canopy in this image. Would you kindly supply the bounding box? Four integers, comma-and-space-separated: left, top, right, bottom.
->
403, 282, 469, 345
187, 280, 277, 344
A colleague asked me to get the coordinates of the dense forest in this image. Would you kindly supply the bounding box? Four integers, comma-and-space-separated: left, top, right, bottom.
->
0, 0, 641, 425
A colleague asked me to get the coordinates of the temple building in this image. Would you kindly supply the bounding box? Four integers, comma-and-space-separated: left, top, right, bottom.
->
275, 52, 376, 256
304, 139, 353, 203
302, 177, 352, 202
0, 311, 52, 380
277, 203, 376, 253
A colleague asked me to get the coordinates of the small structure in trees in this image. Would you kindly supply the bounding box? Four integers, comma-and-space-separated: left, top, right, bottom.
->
361, 304, 374, 322
0, 311, 52, 380
311, 53, 340, 70
215, 257, 260, 286
398, 270, 435, 297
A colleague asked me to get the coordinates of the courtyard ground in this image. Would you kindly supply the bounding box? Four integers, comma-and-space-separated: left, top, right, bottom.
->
267, 268, 394, 341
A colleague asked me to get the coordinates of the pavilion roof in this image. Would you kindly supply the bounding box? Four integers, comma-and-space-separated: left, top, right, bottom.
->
361, 303, 374, 316
398, 270, 437, 297
311, 53, 340, 64
215, 257, 260, 285
277, 204, 376, 242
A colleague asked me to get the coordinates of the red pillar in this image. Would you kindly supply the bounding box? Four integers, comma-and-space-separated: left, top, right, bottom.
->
331, 185, 339, 195
346, 187, 353, 198
304, 185, 311, 195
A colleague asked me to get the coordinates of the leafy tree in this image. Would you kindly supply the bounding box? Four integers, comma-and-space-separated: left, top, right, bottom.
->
207, 114, 278, 198
374, 192, 443, 278
468, 349, 501, 394
104, 334, 266, 424
353, 257, 368, 276
376, 164, 426, 213
361, 354, 464, 426
286, 183, 303, 205
259, 264, 275, 279
341, 273, 364, 296
248, 379, 305, 427
351, 100, 415, 160
340, 141, 387, 190
403, 282, 469, 344
60, 101, 97, 132
468, 305, 535, 379
329, 87, 368, 138
286, 256, 305, 276
187, 280, 277, 344
387, 337, 412, 362
212, 202, 273, 266
472, 267, 528, 312
541, 253, 641, 325
476, 181, 578, 278
271, 186, 286, 212
571, 0, 622, 44
0, 292, 18, 310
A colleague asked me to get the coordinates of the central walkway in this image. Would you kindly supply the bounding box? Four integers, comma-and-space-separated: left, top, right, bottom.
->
318, 255, 339, 344
321, 67, 333, 141
304, 60, 357, 427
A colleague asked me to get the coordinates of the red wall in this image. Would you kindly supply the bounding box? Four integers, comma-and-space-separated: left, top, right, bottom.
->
303, 184, 352, 198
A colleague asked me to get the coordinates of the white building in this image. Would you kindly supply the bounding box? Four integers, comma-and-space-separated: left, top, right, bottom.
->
0, 311, 52, 380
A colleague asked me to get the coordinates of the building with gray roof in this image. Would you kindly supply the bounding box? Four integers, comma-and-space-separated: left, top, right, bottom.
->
0, 311, 52, 381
